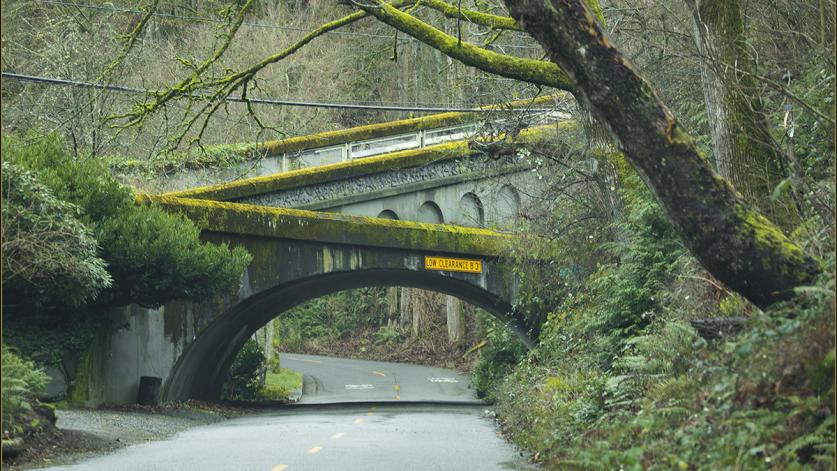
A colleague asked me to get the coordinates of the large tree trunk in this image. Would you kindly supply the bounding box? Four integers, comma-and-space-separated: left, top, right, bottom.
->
445, 296, 464, 344
685, 0, 788, 217
411, 289, 438, 337
399, 287, 412, 331
503, 0, 819, 308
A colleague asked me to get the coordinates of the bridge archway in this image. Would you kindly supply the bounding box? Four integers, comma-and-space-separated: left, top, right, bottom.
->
164, 267, 526, 402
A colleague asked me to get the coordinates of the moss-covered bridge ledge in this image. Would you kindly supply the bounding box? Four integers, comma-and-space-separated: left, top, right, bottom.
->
164, 121, 574, 202
137, 194, 516, 257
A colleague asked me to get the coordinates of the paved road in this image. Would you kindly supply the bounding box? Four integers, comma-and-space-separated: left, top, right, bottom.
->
42, 355, 534, 471
282, 353, 479, 404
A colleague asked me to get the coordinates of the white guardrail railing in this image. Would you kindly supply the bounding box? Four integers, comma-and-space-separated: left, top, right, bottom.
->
291, 110, 570, 169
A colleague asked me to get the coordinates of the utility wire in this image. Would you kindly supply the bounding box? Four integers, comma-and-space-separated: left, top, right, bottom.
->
31, 0, 540, 50
3, 72, 558, 113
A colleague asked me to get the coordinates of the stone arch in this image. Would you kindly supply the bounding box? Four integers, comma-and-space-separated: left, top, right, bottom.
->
418, 201, 444, 224
457, 192, 485, 227
164, 268, 528, 402
377, 209, 400, 220
494, 185, 521, 228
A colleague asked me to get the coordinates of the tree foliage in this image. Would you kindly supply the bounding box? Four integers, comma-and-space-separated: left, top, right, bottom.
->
1, 346, 50, 436
1, 133, 252, 310
1, 161, 112, 308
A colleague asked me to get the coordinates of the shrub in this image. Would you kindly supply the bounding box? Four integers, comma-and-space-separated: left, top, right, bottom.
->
472, 315, 527, 400
1, 346, 49, 436
221, 339, 266, 401
2, 133, 251, 310
1, 162, 112, 307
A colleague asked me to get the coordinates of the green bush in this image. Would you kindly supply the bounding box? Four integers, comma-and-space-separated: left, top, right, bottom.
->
2, 133, 251, 310
1, 162, 112, 307
221, 339, 266, 401
1, 346, 49, 436
472, 314, 527, 400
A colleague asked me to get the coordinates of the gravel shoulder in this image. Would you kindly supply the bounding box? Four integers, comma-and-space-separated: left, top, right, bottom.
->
5, 402, 254, 470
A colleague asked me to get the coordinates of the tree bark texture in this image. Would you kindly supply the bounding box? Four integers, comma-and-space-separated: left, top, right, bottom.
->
686, 0, 788, 217
386, 287, 399, 323
411, 289, 440, 337
503, 0, 819, 308
445, 296, 464, 344
399, 287, 412, 330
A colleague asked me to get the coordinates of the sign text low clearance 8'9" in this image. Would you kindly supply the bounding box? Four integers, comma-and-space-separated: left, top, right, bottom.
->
424, 256, 482, 273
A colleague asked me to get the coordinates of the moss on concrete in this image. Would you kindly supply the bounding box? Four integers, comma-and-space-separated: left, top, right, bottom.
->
69, 349, 92, 406
138, 194, 517, 257
166, 122, 572, 201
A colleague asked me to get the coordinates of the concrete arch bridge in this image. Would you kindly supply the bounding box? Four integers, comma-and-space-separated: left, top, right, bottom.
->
74, 108, 572, 405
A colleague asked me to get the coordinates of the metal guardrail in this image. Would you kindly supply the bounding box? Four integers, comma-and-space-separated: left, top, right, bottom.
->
290, 110, 570, 170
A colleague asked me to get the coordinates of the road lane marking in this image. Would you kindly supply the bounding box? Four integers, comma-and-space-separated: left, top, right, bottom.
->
371, 371, 386, 377
428, 377, 459, 383
332, 432, 345, 439
345, 384, 374, 390
285, 357, 321, 364
270, 465, 288, 471
308, 446, 322, 455
354, 418, 364, 424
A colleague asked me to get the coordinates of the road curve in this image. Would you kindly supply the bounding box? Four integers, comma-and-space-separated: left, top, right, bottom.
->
281, 353, 480, 404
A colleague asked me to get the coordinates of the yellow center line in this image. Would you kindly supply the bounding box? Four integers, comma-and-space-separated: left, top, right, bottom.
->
308, 446, 322, 455
270, 465, 288, 471
332, 432, 345, 439
371, 371, 386, 377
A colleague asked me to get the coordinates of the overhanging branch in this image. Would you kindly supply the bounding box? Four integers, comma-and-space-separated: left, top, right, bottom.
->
350, 0, 575, 92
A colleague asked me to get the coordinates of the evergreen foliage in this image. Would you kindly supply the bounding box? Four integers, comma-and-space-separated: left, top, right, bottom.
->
1, 346, 49, 436
1, 133, 252, 310
221, 339, 266, 401
1, 162, 112, 307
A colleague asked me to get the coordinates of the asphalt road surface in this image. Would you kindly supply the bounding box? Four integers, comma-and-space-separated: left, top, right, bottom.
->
283, 353, 479, 404
42, 354, 535, 471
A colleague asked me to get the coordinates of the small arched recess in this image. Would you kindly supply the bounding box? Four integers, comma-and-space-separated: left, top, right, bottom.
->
377, 209, 400, 220
418, 201, 444, 224
457, 192, 485, 227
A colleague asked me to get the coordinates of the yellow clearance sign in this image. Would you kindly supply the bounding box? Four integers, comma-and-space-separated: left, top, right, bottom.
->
424, 256, 483, 273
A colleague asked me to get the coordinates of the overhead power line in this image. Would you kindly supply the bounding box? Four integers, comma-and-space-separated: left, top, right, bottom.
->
3, 72, 558, 113
32, 0, 541, 50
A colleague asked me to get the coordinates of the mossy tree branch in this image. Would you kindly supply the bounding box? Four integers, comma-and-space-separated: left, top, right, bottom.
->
503, 0, 820, 308
348, 0, 575, 92
419, 0, 520, 31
